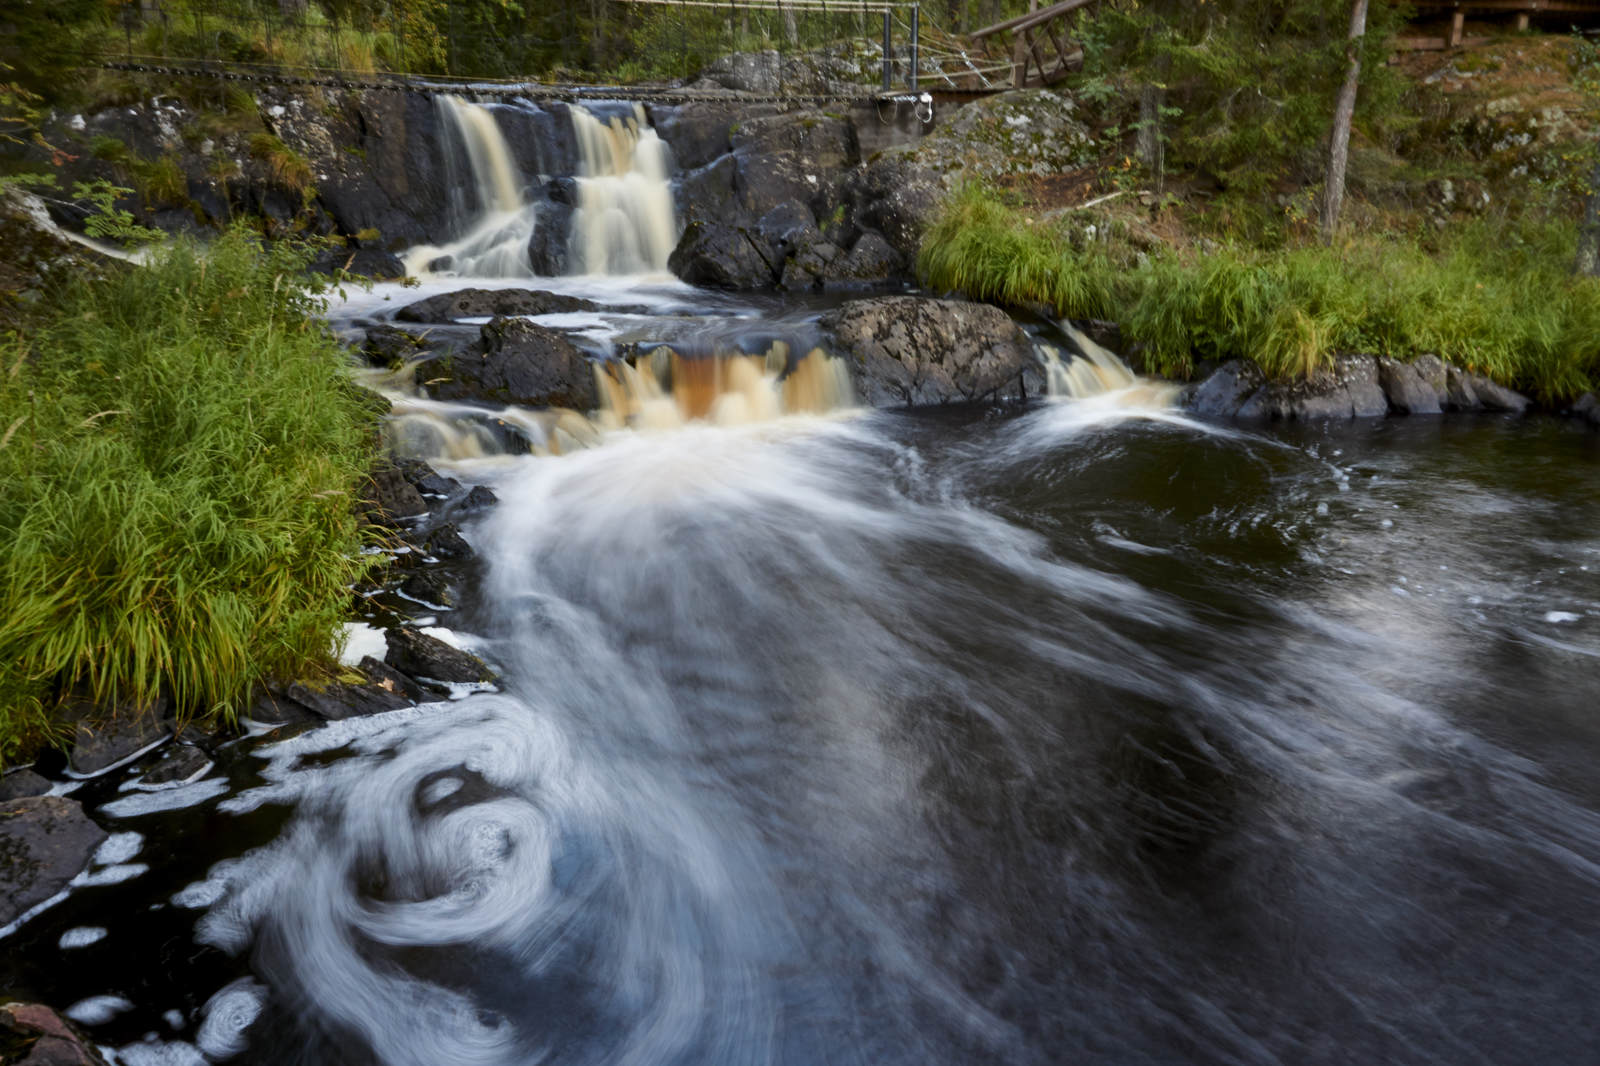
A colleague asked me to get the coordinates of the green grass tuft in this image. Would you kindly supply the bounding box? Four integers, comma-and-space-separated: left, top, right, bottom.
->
0, 228, 378, 763
249, 132, 313, 195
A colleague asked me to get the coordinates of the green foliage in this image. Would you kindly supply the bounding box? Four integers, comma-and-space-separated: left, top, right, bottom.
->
249, 132, 314, 195
71, 179, 162, 246
919, 185, 1600, 402
0, 228, 378, 763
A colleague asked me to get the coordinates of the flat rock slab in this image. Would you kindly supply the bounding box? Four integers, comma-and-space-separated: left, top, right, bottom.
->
385, 627, 496, 685
0, 796, 107, 927
417, 318, 599, 411
69, 712, 170, 776
395, 288, 601, 323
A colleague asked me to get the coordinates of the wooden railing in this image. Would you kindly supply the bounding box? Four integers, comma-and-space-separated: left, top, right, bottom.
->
969, 0, 1097, 89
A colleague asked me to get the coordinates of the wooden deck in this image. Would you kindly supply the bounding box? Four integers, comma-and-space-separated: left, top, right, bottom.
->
1404, 1, 1600, 50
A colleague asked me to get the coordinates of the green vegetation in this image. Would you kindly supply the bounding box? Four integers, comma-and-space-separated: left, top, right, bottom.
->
0, 228, 378, 762
249, 132, 313, 195
921, 184, 1600, 400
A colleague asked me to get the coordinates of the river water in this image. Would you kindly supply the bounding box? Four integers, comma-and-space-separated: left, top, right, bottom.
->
4, 270, 1600, 1066
6, 95, 1600, 1064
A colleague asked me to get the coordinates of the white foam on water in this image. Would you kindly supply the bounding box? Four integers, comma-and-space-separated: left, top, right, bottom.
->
59, 926, 108, 949
99, 778, 231, 818
172, 878, 229, 910
196, 979, 265, 1061
163, 1010, 185, 1030
1544, 611, 1581, 624
65, 995, 135, 1025
94, 832, 144, 866
0, 888, 70, 940
112, 1039, 207, 1066
339, 621, 390, 667
73, 863, 149, 887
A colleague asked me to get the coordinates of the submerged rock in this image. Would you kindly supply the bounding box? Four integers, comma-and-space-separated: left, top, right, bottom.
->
0, 796, 107, 927
384, 627, 496, 685
395, 287, 599, 323
822, 296, 1043, 407
416, 318, 599, 411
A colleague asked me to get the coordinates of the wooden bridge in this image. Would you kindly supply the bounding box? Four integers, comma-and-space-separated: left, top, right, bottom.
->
1403, 1, 1600, 49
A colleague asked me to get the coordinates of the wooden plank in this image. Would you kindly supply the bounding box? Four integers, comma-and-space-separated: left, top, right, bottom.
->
971, 0, 1096, 41
1449, 9, 1465, 46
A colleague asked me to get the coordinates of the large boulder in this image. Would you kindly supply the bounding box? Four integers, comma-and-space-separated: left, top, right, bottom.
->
396, 287, 599, 323
0, 797, 106, 927
417, 318, 600, 410
1184, 360, 1266, 418
1235, 355, 1390, 421
1377, 354, 1445, 415
384, 627, 496, 685
822, 296, 1043, 407
668, 220, 778, 289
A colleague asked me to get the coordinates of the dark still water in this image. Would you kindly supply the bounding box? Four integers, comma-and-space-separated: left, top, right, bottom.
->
5, 402, 1599, 1066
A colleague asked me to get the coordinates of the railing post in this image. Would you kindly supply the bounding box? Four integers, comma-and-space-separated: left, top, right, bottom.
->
881, 8, 892, 90
908, 3, 918, 90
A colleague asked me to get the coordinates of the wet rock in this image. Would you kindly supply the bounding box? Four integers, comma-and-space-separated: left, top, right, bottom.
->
1466, 372, 1529, 414
140, 743, 212, 785
68, 705, 170, 777
400, 569, 455, 609
395, 458, 461, 498
755, 200, 818, 256
0, 797, 107, 927
1378, 355, 1444, 415
418, 318, 599, 410
359, 462, 429, 528
1235, 355, 1389, 421
648, 101, 740, 170
460, 485, 500, 512
824, 231, 905, 286
0, 1002, 109, 1066
822, 296, 1044, 407
1574, 392, 1600, 426
674, 155, 743, 229
361, 324, 430, 368
1444, 365, 1481, 411
396, 287, 599, 323
0, 769, 51, 801
1184, 360, 1266, 418
277, 678, 412, 721
384, 627, 496, 685
359, 656, 428, 703
425, 523, 474, 561
668, 220, 777, 289
246, 686, 320, 727
528, 200, 574, 276
847, 147, 947, 263
308, 246, 406, 280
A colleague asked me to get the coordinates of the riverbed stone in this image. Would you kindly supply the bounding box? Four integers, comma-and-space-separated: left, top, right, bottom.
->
417, 318, 599, 411
385, 627, 496, 685
0, 797, 106, 927
1444, 365, 1481, 410
425, 522, 475, 561
0, 769, 51, 801
278, 678, 412, 721
1185, 360, 1266, 417
395, 458, 461, 499
141, 744, 212, 785
359, 463, 429, 527
821, 296, 1043, 407
0, 1002, 109, 1066
360, 324, 432, 368
1465, 372, 1530, 414
1378, 356, 1444, 415
68, 706, 171, 777
396, 287, 602, 323
358, 656, 428, 703
668, 220, 777, 289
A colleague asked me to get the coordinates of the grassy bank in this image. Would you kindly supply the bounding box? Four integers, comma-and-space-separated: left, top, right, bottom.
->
0, 229, 377, 762
920, 184, 1600, 402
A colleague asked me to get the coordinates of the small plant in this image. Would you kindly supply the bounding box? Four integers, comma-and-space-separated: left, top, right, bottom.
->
249, 132, 314, 195
134, 154, 188, 206
71, 179, 161, 246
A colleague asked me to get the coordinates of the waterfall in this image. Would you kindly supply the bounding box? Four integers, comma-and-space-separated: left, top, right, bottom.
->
566, 104, 679, 276
1041, 325, 1178, 407
400, 96, 538, 279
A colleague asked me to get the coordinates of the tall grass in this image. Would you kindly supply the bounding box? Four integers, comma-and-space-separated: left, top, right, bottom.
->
0, 228, 377, 761
919, 185, 1600, 401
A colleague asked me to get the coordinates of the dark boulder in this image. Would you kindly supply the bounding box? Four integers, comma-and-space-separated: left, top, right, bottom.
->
359, 463, 429, 527
821, 296, 1043, 407
0, 768, 51, 801
359, 656, 428, 703
141, 744, 213, 785
648, 102, 742, 170
459, 485, 500, 512
0, 797, 107, 927
824, 232, 905, 286
1378, 355, 1445, 415
396, 287, 599, 323
246, 686, 321, 727
674, 155, 743, 229
1235, 355, 1389, 421
1444, 365, 1481, 411
730, 112, 858, 171
529, 201, 574, 276
1, 1002, 110, 1066
1465, 372, 1530, 414
384, 627, 496, 685
308, 246, 407, 280
417, 318, 599, 410
425, 523, 475, 561
361, 324, 430, 368
1574, 392, 1600, 426
395, 458, 461, 498
400, 569, 455, 609
848, 148, 947, 263
755, 200, 818, 257
1184, 360, 1266, 418
668, 220, 777, 290
68, 705, 170, 777
276, 678, 412, 721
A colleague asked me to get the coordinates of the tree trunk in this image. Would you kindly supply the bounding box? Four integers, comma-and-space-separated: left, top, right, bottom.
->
1319, 0, 1369, 242
1577, 157, 1600, 275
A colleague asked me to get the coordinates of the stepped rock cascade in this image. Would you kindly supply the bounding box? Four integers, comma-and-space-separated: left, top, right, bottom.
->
400, 95, 538, 278
567, 104, 679, 276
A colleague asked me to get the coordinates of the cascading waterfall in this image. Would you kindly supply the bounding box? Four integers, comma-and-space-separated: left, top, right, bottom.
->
1040, 324, 1179, 407
567, 104, 679, 275
401, 96, 538, 278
